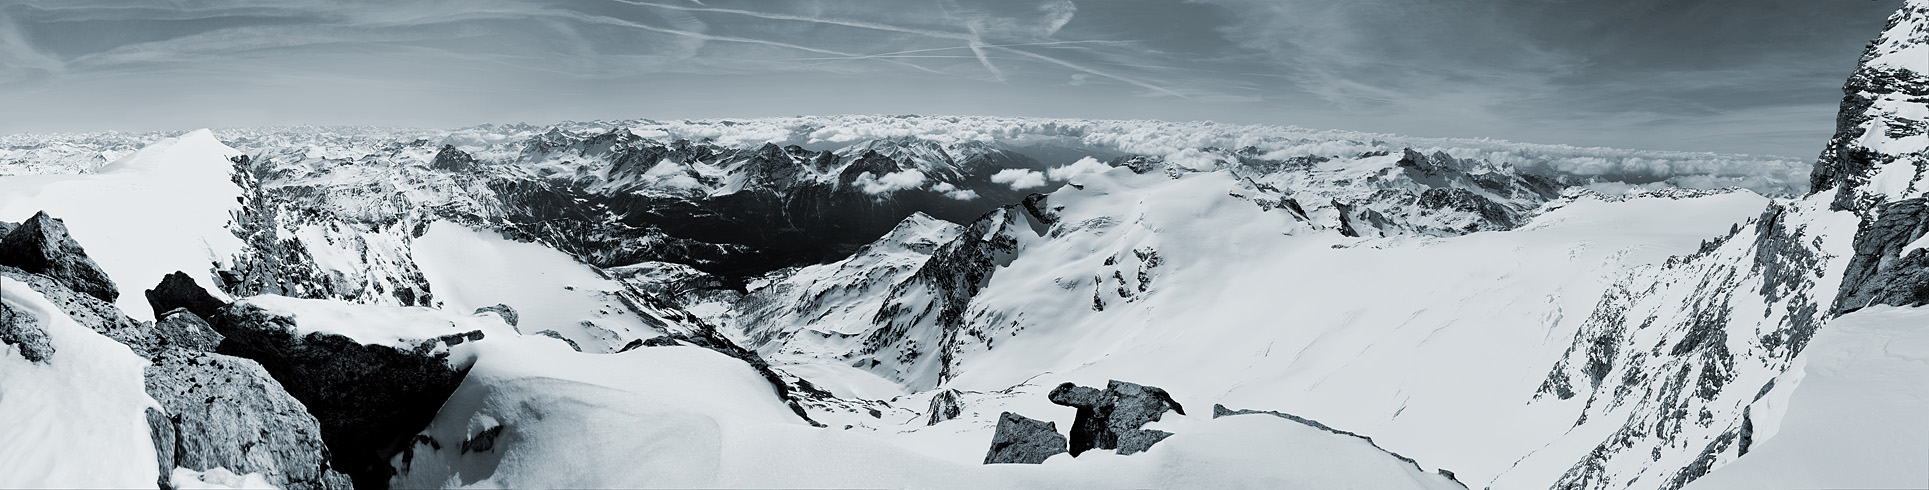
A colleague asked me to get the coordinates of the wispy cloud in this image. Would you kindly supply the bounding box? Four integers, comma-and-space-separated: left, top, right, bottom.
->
0, 0, 1905, 157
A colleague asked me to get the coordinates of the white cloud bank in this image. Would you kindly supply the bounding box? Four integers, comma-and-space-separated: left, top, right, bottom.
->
931, 182, 979, 200
855, 169, 928, 195
1048, 156, 1114, 181
990, 168, 1047, 190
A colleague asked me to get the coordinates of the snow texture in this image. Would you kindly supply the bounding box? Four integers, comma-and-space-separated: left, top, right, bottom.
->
1687, 305, 1929, 489
0, 129, 245, 322
0, 277, 160, 488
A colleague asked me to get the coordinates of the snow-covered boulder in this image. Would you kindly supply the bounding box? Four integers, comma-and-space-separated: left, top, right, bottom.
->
0, 286, 54, 362
0, 265, 149, 354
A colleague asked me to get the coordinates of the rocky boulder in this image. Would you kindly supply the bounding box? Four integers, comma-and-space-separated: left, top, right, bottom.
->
147, 271, 229, 323
1, 265, 148, 353
926, 389, 963, 426
213, 302, 483, 489
983, 412, 1068, 464
145, 349, 353, 490
0, 296, 54, 363
0, 211, 119, 303
1048, 380, 1186, 456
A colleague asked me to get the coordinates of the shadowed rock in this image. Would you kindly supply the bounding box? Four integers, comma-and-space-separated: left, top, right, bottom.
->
616, 336, 681, 352
146, 349, 352, 490
0, 297, 53, 363
0, 212, 118, 302
214, 302, 481, 489
926, 389, 963, 426
983, 412, 1067, 464
430, 145, 475, 172
1048, 380, 1185, 456
147, 271, 228, 323
473, 304, 518, 327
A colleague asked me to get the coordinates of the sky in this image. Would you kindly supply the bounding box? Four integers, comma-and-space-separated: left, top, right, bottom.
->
0, 0, 1906, 157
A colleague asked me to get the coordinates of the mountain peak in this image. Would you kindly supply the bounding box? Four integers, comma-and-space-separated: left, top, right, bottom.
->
1809, 0, 1929, 213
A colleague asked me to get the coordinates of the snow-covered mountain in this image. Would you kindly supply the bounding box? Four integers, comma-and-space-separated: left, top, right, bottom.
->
1, 1, 1925, 488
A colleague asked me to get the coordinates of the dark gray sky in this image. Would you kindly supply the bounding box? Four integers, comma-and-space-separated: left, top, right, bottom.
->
0, 0, 1904, 157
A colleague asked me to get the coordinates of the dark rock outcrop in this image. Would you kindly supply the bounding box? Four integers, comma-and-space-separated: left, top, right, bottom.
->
0, 212, 119, 302
0, 220, 16, 237
983, 412, 1067, 464
1834, 198, 1929, 313
926, 389, 963, 426
145, 348, 353, 490
615, 336, 680, 352
429, 145, 475, 172
0, 298, 54, 363
147, 271, 229, 323
1048, 380, 1185, 456
213, 303, 481, 489
473, 304, 518, 327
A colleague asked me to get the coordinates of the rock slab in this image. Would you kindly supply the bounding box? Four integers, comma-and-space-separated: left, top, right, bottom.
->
1048, 380, 1185, 456
0, 212, 119, 303
984, 412, 1068, 464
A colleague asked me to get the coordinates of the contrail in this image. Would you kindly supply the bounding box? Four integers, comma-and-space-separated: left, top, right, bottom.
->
555, 10, 952, 77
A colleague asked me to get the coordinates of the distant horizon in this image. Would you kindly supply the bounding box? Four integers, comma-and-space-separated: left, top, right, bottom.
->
1, 112, 1837, 160
1, 0, 1905, 158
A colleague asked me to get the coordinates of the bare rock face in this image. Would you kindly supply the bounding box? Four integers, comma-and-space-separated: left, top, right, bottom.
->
147, 271, 229, 324
983, 412, 1068, 464
1047, 380, 1186, 456
0, 296, 53, 363
1816, 1, 1929, 312
0, 211, 119, 303
213, 303, 482, 489
926, 388, 963, 426
145, 349, 353, 490
430, 145, 476, 172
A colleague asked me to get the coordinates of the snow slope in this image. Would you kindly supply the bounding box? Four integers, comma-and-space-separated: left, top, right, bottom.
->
414, 221, 666, 352
1686, 305, 1929, 489
0, 277, 160, 487
237, 294, 515, 353
392, 336, 1463, 489
744, 163, 1783, 485
0, 129, 246, 321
